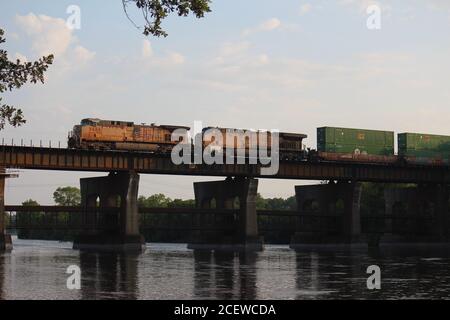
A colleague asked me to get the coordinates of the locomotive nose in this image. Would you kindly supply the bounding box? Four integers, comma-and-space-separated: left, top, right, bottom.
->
68, 136, 77, 148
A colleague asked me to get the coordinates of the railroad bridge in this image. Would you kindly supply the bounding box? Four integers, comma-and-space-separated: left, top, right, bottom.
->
1, 145, 449, 252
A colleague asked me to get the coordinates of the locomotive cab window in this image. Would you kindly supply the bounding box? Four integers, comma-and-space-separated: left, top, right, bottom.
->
81, 119, 91, 125
81, 119, 99, 126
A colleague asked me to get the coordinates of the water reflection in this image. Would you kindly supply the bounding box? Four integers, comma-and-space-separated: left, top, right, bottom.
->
3, 240, 450, 299
239, 253, 258, 299
79, 252, 138, 300
0, 254, 4, 300
193, 251, 257, 300
293, 249, 387, 299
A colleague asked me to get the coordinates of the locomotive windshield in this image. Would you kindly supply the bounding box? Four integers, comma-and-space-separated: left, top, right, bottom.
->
80, 118, 100, 126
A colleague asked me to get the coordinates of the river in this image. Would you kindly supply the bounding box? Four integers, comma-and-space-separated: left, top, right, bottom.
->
1, 237, 450, 299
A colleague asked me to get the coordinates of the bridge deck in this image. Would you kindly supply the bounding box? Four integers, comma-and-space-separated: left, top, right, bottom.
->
1, 145, 449, 183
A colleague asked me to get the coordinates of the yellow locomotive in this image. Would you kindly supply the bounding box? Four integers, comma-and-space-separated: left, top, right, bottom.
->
201, 127, 307, 160
68, 118, 308, 160
68, 118, 189, 152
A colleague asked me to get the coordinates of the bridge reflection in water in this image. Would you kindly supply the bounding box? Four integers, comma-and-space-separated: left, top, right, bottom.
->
79, 252, 138, 300
2, 240, 450, 299
193, 251, 258, 300
0, 254, 3, 300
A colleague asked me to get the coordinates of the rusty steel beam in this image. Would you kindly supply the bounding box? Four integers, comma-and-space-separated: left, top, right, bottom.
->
1, 145, 449, 183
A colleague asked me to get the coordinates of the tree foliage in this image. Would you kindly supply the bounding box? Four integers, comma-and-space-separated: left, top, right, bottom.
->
138, 193, 171, 207
138, 193, 195, 208
256, 194, 297, 211
22, 199, 40, 206
0, 28, 53, 130
122, 0, 211, 37
53, 186, 81, 206
138, 193, 296, 210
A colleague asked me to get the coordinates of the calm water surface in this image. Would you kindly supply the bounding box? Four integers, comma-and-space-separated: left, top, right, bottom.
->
1, 237, 450, 299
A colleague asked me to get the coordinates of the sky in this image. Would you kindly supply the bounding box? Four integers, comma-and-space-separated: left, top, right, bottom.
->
1, 0, 450, 204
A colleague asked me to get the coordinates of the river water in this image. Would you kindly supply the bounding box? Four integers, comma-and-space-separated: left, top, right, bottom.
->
1, 237, 450, 300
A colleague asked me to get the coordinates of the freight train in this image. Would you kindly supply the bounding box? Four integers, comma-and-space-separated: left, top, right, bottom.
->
67, 118, 450, 166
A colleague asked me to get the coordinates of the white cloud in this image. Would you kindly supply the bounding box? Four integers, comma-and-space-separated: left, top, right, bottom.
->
140, 39, 185, 67
338, 0, 391, 15
9, 32, 20, 40
15, 13, 72, 57
14, 13, 95, 73
14, 53, 28, 62
261, 18, 282, 31
426, 0, 450, 20
427, 0, 450, 10
142, 39, 153, 58
74, 45, 96, 64
218, 41, 250, 58
168, 52, 185, 65
300, 3, 313, 15
242, 18, 282, 36
257, 54, 270, 65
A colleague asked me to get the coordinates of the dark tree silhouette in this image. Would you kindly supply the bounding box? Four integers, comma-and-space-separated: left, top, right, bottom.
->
122, 0, 211, 37
53, 186, 81, 206
0, 28, 54, 130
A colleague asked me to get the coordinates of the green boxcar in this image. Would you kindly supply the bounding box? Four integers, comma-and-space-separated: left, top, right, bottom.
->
398, 133, 450, 157
317, 127, 394, 155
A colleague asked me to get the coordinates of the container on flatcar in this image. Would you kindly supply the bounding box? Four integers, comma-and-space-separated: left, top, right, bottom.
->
403, 156, 450, 166
317, 127, 394, 156
398, 133, 450, 158
315, 151, 397, 164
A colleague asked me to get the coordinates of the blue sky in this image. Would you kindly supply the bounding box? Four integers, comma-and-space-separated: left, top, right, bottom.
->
1, 0, 450, 204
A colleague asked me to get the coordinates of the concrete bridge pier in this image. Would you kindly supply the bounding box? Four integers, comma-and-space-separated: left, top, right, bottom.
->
0, 170, 12, 252
73, 171, 145, 253
384, 184, 449, 242
434, 184, 449, 240
187, 177, 263, 252
290, 181, 363, 248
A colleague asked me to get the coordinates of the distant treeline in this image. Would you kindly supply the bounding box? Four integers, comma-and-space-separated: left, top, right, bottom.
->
137, 193, 297, 211
15, 183, 394, 212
